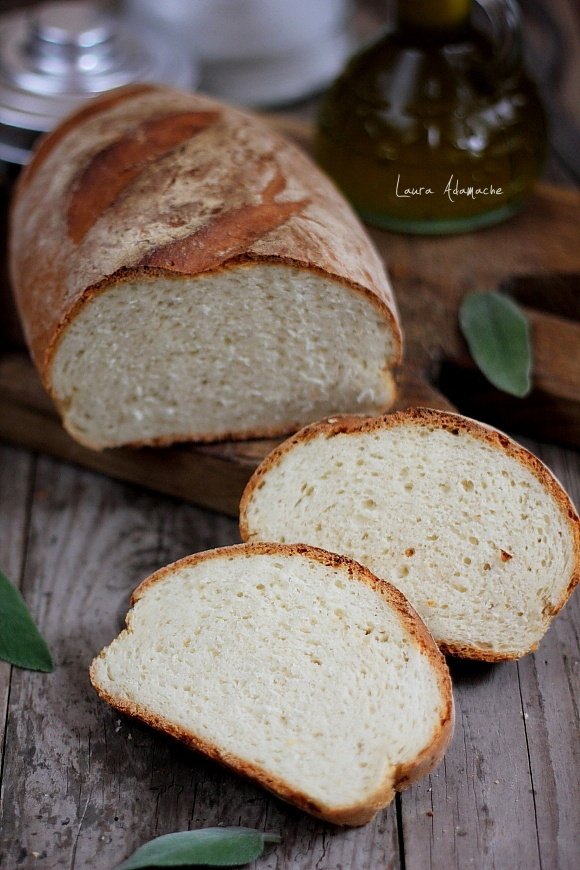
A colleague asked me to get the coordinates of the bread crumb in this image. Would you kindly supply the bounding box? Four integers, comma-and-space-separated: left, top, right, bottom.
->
500, 549, 513, 562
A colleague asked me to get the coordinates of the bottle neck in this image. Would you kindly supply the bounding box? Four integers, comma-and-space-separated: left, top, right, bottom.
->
396, 0, 472, 36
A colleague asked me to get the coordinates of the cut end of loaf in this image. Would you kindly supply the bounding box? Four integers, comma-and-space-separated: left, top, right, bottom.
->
50, 263, 397, 449
240, 409, 580, 660
90, 542, 453, 825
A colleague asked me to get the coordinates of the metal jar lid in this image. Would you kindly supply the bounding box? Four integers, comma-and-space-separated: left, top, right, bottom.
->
0, 0, 194, 165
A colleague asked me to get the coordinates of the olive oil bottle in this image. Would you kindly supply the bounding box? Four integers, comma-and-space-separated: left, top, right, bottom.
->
315, 0, 547, 233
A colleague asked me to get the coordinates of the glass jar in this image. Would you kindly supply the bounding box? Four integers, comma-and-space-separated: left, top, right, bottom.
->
315, 0, 547, 234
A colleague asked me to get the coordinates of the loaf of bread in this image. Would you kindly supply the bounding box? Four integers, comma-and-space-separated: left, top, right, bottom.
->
9, 84, 401, 450
240, 409, 580, 660
90, 542, 453, 825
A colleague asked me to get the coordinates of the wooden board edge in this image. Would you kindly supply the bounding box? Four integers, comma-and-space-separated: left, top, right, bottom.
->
0, 401, 250, 518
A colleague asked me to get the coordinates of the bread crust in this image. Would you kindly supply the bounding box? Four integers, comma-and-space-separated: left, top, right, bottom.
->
239, 408, 580, 661
10, 84, 402, 446
90, 541, 453, 826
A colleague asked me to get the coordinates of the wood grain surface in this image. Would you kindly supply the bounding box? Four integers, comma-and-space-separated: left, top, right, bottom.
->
0, 440, 577, 869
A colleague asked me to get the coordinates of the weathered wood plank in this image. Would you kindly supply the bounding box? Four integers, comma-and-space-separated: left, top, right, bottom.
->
0, 457, 400, 869
3, 441, 576, 870
0, 445, 35, 771
516, 443, 580, 870
400, 659, 542, 870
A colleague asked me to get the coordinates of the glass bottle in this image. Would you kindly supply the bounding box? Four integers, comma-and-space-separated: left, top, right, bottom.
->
315, 0, 547, 234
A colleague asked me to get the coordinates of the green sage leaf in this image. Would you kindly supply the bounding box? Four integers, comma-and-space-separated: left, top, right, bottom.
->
116, 827, 281, 869
0, 570, 53, 672
459, 291, 532, 397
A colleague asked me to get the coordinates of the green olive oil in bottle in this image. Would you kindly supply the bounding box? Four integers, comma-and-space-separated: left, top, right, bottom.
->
315, 0, 547, 233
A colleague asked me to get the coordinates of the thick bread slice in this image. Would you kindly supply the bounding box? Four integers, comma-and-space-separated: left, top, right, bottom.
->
90, 543, 453, 826
10, 84, 401, 450
240, 409, 580, 660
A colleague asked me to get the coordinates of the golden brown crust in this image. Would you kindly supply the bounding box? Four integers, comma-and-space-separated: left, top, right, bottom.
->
137, 169, 309, 273
16, 84, 157, 193
239, 408, 580, 661
10, 84, 402, 427
90, 541, 453, 826
67, 110, 221, 244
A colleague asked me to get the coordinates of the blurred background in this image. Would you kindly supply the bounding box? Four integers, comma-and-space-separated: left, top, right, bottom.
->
0, 0, 577, 185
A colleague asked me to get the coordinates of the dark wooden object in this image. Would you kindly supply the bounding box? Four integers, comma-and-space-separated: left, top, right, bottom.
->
373, 185, 580, 450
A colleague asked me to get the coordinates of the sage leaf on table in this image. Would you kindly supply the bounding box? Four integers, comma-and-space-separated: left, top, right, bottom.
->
116, 828, 282, 869
459, 291, 533, 397
0, 570, 53, 672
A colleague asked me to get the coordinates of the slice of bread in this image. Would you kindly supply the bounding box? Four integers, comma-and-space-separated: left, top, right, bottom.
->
240, 409, 580, 660
90, 543, 453, 826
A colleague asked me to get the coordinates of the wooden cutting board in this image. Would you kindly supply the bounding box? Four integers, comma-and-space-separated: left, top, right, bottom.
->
1, 120, 578, 516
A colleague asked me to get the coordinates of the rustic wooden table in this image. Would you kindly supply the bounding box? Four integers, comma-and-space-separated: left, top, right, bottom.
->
0, 440, 578, 869
0, 1, 579, 868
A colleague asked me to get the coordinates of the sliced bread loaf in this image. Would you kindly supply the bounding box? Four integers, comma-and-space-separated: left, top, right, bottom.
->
10, 85, 401, 450
90, 543, 453, 825
240, 409, 580, 660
